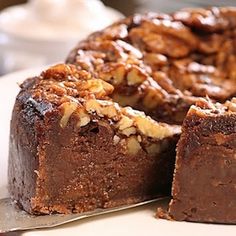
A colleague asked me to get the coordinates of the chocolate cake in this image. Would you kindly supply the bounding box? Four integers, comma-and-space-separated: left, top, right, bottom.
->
67, 7, 236, 124
8, 6, 236, 222
8, 64, 180, 214
168, 98, 236, 223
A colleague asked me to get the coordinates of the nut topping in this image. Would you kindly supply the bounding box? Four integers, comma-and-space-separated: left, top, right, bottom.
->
76, 79, 114, 98
59, 101, 78, 128
121, 127, 136, 136
85, 99, 120, 120
76, 109, 91, 127
116, 115, 134, 130
127, 66, 148, 86
126, 136, 142, 155
98, 63, 126, 85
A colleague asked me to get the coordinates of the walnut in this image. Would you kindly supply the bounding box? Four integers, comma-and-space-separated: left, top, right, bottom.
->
225, 98, 236, 112
135, 116, 172, 139
141, 78, 167, 109
50, 84, 67, 96
137, 135, 142, 142
116, 115, 134, 130
130, 26, 192, 58
142, 19, 198, 48
43, 64, 90, 81
173, 7, 229, 32
121, 127, 136, 136
77, 79, 114, 98
116, 115, 139, 137
85, 99, 120, 120
153, 72, 180, 94
231, 98, 236, 104
142, 86, 164, 109
94, 24, 128, 40
99, 63, 148, 87
144, 53, 167, 68
116, 40, 143, 59
76, 109, 91, 127
98, 63, 126, 85
59, 101, 78, 128
43, 64, 74, 81
126, 136, 142, 155
127, 66, 148, 86
143, 33, 191, 58
116, 114, 137, 136
123, 107, 175, 139
112, 93, 140, 107
113, 135, 120, 145
198, 34, 224, 54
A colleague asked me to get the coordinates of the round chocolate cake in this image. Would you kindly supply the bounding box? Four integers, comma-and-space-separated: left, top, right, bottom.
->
8, 7, 236, 223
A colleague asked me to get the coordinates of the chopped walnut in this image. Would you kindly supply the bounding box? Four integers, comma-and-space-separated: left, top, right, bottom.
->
121, 127, 136, 136
112, 93, 140, 107
92, 24, 129, 41
135, 115, 172, 139
85, 99, 120, 120
43, 64, 91, 81
76, 109, 91, 127
127, 65, 148, 86
144, 53, 168, 69
225, 98, 236, 112
123, 107, 178, 139
126, 136, 142, 155
59, 101, 78, 128
76, 79, 114, 98
113, 135, 121, 145
141, 78, 168, 109
116, 115, 134, 130
98, 63, 126, 85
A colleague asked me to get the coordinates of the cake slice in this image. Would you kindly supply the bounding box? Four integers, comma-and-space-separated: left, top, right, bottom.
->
168, 98, 236, 223
8, 64, 180, 214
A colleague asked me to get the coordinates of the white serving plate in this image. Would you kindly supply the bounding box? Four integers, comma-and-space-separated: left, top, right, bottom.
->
0, 68, 235, 236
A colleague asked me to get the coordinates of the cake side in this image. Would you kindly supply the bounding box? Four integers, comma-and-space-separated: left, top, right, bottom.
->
168, 99, 236, 223
8, 64, 180, 214
8, 77, 54, 213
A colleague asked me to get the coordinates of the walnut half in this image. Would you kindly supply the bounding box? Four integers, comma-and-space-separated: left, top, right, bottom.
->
59, 101, 78, 128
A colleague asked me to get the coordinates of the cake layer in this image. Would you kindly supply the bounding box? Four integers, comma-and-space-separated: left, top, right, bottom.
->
8, 64, 180, 214
168, 98, 236, 223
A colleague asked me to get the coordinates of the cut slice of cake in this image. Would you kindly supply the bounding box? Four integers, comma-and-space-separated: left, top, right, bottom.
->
168, 98, 236, 223
8, 64, 180, 214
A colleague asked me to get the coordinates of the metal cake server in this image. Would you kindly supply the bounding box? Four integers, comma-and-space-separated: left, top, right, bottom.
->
0, 197, 166, 233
